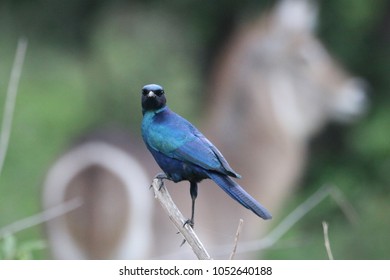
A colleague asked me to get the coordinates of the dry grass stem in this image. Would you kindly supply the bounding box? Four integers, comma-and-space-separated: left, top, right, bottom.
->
0, 38, 28, 177
322, 221, 334, 260
0, 197, 82, 238
229, 218, 244, 260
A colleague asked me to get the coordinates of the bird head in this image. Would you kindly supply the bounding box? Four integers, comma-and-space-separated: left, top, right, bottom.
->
141, 84, 167, 112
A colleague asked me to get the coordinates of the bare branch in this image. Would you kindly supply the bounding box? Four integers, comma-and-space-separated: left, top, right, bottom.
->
322, 221, 334, 260
229, 218, 244, 260
0, 38, 28, 177
150, 178, 212, 260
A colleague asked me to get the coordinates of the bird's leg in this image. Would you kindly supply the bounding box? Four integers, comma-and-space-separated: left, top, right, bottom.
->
184, 181, 198, 228
180, 181, 198, 247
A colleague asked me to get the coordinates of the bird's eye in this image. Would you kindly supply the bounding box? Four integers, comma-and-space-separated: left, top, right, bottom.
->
142, 89, 148, 96
155, 89, 164, 96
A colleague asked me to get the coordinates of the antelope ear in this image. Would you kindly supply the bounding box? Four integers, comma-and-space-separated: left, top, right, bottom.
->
273, 0, 318, 33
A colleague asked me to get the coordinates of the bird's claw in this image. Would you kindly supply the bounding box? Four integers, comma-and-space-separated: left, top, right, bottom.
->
149, 180, 163, 190
153, 173, 168, 190
183, 219, 194, 228
178, 219, 194, 247
157, 180, 164, 191
180, 238, 187, 247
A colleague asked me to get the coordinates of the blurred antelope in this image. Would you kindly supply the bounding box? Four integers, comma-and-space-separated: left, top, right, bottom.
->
194, 0, 367, 258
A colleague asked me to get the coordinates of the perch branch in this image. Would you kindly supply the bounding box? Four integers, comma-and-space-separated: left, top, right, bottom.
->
0, 38, 28, 178
150, 178, 212, 260
322, 221, 334, 260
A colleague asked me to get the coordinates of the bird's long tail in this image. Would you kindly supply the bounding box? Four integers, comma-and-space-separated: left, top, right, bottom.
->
206, 171, 272, 220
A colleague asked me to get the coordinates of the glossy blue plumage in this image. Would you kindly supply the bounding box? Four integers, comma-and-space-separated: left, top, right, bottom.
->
142, 107, 239, 181
141, 84, 272, 220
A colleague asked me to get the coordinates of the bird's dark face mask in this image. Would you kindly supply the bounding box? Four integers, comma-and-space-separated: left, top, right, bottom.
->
141, 85, 167, 111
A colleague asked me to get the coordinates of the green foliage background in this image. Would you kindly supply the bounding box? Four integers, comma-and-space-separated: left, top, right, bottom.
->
0, 0, 389, 259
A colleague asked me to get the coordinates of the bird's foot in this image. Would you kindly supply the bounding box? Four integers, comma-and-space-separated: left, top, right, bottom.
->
153, 173, 168, 190
183, 218, 194, 228
178, 219, 194, 247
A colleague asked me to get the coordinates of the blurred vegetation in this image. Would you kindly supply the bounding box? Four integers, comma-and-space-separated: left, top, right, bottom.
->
0, 0, 389, 259
0, 234, 46, 259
